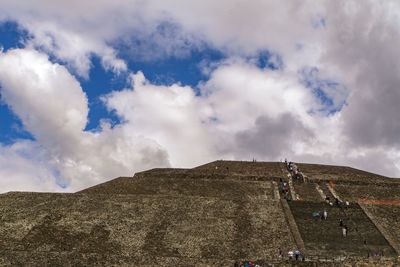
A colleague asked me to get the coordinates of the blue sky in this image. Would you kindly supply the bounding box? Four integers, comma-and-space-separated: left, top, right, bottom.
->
0, 1, 399, 192
1, 20, 286, 138
0, 21, 224, 136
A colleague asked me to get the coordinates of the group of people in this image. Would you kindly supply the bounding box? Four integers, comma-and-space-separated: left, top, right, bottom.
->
335, 198, 350, 208
233, 261, 260, 267
326, 196, 349, 207
368, 250, 384, 258
324, 196, 350, 237
278, 178, 291, 200
278, 248, 304, 261
233, 248, 305, 266
285, 159, 304, 182
312, 209, 328, 220
311, 209, 349, 237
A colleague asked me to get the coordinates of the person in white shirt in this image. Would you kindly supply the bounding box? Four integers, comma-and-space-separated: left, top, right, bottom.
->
288, 250, 294, 260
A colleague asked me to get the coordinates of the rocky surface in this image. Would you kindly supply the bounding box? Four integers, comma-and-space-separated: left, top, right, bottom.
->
1, 160, 400, 266
297, 163, 396, 184
289, 201, 396, 258
360, 204, 400, 255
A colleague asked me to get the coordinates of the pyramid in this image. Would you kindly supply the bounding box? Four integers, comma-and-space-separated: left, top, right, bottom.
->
1, 160, 400, 266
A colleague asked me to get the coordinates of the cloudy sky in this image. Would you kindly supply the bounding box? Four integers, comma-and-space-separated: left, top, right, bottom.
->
0, 0, 399, 192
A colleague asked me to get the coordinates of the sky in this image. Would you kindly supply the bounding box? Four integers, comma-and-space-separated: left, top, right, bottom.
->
0, 0, 400, 192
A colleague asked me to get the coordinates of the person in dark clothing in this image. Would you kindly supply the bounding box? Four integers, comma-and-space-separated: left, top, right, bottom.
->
278, 247, 283, 259
294, 250, 300, 261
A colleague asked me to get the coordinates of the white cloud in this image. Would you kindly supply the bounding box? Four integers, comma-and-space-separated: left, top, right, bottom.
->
0, 141, 59, 192
1, 0, 400, 193
0, 0, 324, 75
0, 49, 88, 151
321, 1, 400, 150
104, 62, 327, 166
0, 0, 133, 77
0, 49, 169, 192
103, 58, 400, 178
199, 62, 315, 131
104, 72, 216, 167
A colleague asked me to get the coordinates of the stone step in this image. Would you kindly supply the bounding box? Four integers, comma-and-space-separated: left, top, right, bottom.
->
293, 182, 322, 201
288, 201, 397, 258
319, 182, 336, 202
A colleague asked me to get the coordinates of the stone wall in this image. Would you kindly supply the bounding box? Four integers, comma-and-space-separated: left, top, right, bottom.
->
0, 183, 295, 265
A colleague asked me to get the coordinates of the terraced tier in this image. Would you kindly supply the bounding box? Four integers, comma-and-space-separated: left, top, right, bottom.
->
0, 185, 294, 265
292, 182, 322, 202
194, 160, 283, 178
297, 163, 396, 184
318, 182, 336, 201
80, 176, 278, 199
359, 204, 400, 255
333, 183, 400, 202
288, 201, 396, 259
